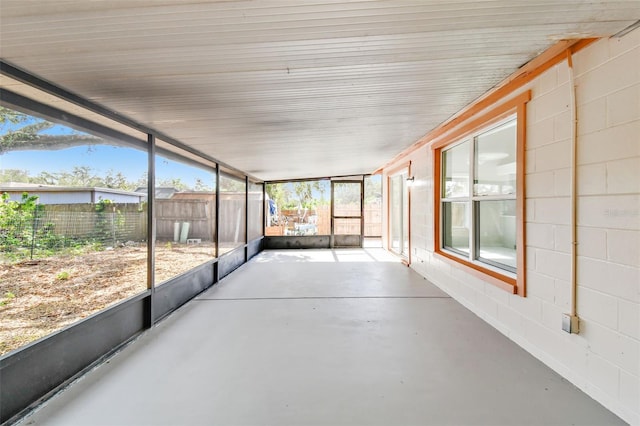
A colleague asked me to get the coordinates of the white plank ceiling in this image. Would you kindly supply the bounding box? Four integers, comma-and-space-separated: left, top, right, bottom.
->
1, 0, 639, 181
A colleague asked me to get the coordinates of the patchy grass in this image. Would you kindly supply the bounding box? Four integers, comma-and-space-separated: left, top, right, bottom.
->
0, 242, 215, 356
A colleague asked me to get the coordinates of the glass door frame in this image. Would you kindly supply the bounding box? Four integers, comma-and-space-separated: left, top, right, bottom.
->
387, 164, 411, 263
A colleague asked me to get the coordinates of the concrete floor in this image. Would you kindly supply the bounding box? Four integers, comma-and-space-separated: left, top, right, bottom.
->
20, 249, 624, 426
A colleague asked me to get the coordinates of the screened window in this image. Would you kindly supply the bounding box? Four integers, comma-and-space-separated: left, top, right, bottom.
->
247, 181, 264, 240
154, 147, 216, 286
0, 104, 149, 354
440, 117, 517, 274
265, 180, 330, 236
219, 173, 246, 255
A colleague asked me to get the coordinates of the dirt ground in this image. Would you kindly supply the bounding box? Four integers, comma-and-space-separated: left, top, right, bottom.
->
0, 242, 216, 356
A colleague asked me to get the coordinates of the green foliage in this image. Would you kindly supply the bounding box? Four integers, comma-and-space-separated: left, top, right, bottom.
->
0, 169, 32, 184
94, 198, 113, 213
103, 169, 134, 190
266, 183, 290, 209
294, 180, 327, 209
0, 291, 16, 307
56, 271, 70, 281
0, 192, 40, 253
157, 177, 190, 191
94, 199, 124, 246
34, 222, 68, 249
0, 192, 111, 262
0, 106, 29, 126
266, 180, 329, 211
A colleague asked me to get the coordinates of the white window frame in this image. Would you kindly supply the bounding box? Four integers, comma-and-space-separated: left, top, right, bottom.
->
440, 115, 517, 276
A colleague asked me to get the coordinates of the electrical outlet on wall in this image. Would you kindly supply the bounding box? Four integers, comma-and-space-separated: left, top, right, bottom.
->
562, 314, 580, 334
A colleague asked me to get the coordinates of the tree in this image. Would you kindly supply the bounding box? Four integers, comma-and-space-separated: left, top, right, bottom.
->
156, 177, 190, 191
0, 169, 31, 184
1, 106, 102, 154
34, 171, 58, 185
266, 183, 290, 210
0, 106, 29, 126
132, 172, 149, 189
293, 180, 327, 209
28, 166, 104, 187
365, 175, 382, 204
333, 182, 361, 207
104, 170, 132, 190
219, 176, 245, 192
194, 178, 213, 192
57, 166, 102, 187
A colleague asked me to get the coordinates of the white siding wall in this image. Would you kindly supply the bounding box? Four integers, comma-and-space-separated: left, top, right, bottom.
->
6, 191, 91, 204
384, 30, 639, 424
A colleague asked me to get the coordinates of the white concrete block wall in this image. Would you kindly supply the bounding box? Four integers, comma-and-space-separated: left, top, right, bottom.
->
571, 32, 640, 424
384, 30, 640, 425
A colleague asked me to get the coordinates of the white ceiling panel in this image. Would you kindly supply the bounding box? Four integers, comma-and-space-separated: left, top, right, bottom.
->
1, 0, 639, 180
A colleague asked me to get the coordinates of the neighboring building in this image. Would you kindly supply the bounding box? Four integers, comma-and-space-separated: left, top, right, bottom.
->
134, 186, 179, 201
1, 183, 145, 204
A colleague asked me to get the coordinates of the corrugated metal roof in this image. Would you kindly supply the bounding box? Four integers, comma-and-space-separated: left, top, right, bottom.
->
1, 1, 639, 180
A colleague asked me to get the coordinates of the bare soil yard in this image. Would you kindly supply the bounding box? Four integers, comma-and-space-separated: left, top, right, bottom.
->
0, 243, 215, 355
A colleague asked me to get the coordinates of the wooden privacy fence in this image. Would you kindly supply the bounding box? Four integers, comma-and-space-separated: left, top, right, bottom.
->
266, 205, 381, 236
317, 205, 382, 236
156, 199, 213, 242
156, 193, 254, 243
26, 197, 378, 245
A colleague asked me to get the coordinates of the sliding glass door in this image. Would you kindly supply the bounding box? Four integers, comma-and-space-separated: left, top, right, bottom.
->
389, 171, 409, 259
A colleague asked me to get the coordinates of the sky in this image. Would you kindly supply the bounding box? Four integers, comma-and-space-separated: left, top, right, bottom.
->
1, 145, 215, 188
1, 114, 215, 187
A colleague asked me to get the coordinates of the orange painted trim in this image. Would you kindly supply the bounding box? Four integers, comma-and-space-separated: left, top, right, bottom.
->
515, 102, 527, 297
434, 251, 517, 294
431, 90, 531, 150
379, 38, 597, 171
433, 145, 441, 253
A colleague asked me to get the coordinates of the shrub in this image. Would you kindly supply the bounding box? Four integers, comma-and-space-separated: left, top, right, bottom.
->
0, 192, 40, 253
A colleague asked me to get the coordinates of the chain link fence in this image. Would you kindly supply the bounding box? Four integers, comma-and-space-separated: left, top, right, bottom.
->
0, 201, 147, 261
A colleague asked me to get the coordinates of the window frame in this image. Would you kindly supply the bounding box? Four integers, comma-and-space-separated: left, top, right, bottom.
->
433, 91, 530, 296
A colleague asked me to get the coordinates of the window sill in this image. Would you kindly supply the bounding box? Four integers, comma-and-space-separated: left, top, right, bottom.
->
434, 249, 518, 295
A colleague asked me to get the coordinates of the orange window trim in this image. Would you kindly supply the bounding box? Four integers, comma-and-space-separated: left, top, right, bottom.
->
434, 251, 517, 294
434, 92, 530, 296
